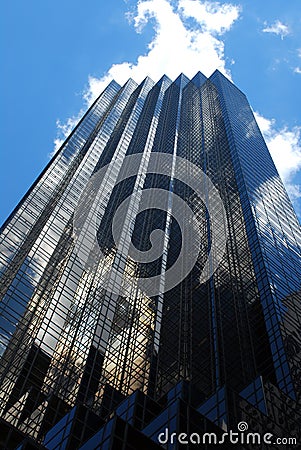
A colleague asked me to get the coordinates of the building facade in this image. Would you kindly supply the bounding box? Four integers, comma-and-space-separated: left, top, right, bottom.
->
0, 70, 300, 449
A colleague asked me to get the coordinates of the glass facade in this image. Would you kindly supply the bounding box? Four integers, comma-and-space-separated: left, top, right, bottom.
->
0, 70, 300, 449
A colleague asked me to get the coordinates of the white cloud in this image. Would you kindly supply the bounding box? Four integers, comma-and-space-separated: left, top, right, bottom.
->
52, 115, 83, 157
255, 112, 301, 182
179, 0, 241, 33
255, 111, 301, 204
267, 128, 301, 182
55, 0, 241, 144
254, 112, 273, 135
83, 0, 241, 105
286, 183, 301, 202
294, 49, 301, 74
262, 20, 290, 39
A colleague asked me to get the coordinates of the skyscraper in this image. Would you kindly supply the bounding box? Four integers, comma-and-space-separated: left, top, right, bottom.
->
0, 70, 300, 449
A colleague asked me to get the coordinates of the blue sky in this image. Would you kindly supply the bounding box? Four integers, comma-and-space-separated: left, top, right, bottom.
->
1, 0, 301, 224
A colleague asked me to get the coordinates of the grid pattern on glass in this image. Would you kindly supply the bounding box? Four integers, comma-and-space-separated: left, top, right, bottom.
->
0, 70, 300, 447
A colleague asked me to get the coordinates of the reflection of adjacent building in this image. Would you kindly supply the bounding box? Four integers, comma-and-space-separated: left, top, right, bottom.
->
0, 70, 300, 448
0, 220, 74, 422
44, 251, 156, 408
1, 244, 156, 442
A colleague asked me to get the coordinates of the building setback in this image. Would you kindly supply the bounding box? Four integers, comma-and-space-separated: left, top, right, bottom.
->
0, 70, 300, 449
